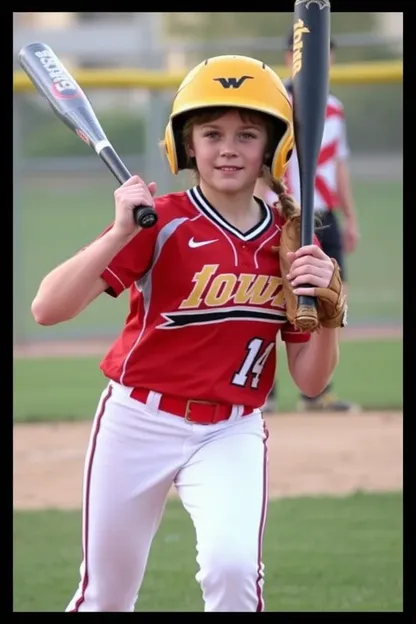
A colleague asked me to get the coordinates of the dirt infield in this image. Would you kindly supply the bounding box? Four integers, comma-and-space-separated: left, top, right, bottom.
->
13, 324, 403, 510
13, 411, 402, 510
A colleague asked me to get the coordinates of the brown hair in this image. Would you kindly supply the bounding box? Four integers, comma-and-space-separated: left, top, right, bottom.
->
260, 166, 300, 221
264, 170, 323, 231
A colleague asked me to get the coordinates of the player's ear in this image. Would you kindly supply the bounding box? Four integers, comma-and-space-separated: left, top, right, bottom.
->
184, 143, 196, 169
258, 161, 268, 179
186, 141, 195, 158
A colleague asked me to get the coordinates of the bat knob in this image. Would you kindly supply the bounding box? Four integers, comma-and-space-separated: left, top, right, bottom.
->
133, 206, 158, 229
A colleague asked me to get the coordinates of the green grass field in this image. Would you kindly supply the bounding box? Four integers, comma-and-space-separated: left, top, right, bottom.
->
13, 168, 403, 613
13, 172, 403, 613
13, 338, 402, 422
13, 177, 402, 343
13, 492, 403, 612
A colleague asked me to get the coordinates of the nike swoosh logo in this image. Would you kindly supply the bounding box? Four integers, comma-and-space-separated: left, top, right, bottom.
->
188, 237, 218, 248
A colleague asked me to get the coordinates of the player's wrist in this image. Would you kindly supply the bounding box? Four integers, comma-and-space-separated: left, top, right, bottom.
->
105, 227, 136, 250
343, 210, 356, 223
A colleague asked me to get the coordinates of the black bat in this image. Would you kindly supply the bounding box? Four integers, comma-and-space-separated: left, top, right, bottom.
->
291, 0, 331, 331
18, 42, 158, 229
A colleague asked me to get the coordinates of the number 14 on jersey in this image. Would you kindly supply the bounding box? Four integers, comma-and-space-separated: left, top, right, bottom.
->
232, 338, 275, 389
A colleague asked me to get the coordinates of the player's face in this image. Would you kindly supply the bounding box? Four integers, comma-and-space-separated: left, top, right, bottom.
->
189, 109, 268, 195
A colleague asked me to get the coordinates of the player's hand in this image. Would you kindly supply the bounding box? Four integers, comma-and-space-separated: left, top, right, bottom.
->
112, 175, 157, 238
285, 244, 335, 296
343, 217, 360, 253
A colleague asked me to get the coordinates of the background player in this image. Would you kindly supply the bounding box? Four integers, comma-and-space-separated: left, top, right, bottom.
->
31, 55, 346, 612
256, 34, 360, 414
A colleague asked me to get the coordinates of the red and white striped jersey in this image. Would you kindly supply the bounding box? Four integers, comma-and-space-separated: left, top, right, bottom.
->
285, 91, 350, 212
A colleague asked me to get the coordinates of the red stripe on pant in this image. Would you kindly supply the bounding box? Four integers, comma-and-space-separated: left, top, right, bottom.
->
70, 384, 113, 612
255, 421, 270, 612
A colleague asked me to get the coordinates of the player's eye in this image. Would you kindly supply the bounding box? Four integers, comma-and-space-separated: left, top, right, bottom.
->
240, 132, 257, 140
203, 131, 220, 139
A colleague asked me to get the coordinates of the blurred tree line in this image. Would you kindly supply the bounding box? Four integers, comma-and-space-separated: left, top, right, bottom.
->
162, 12, 399, 64
16, 11, 402, 158
161, 12, 402, 156
18, 82, 402, 159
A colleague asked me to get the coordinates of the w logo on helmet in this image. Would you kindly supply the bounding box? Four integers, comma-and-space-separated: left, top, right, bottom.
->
213, 76, 254, 89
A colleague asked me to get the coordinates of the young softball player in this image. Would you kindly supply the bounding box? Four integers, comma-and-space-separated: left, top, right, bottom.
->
256, 34, 360, 414
32, 54, 346, 612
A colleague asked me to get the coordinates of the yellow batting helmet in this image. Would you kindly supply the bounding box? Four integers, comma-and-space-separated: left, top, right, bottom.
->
164, 54, 294, 181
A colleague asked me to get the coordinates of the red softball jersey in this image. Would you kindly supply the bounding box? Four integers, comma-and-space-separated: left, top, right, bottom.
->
95, 186, 311, 409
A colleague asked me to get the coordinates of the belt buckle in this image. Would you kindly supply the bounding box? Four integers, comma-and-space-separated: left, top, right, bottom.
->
185, 399, 219, 424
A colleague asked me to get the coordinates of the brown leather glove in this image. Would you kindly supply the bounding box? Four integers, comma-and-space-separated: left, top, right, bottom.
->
278, 215, 347, 330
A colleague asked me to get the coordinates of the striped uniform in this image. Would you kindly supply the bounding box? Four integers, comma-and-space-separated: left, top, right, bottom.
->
279, 82, 351, 281
285, 91, 350, 212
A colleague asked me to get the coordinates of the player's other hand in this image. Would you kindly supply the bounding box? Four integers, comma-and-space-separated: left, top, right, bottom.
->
343, 217, 360, 254
285, 245, 335, 296
113, 175, 157, 238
